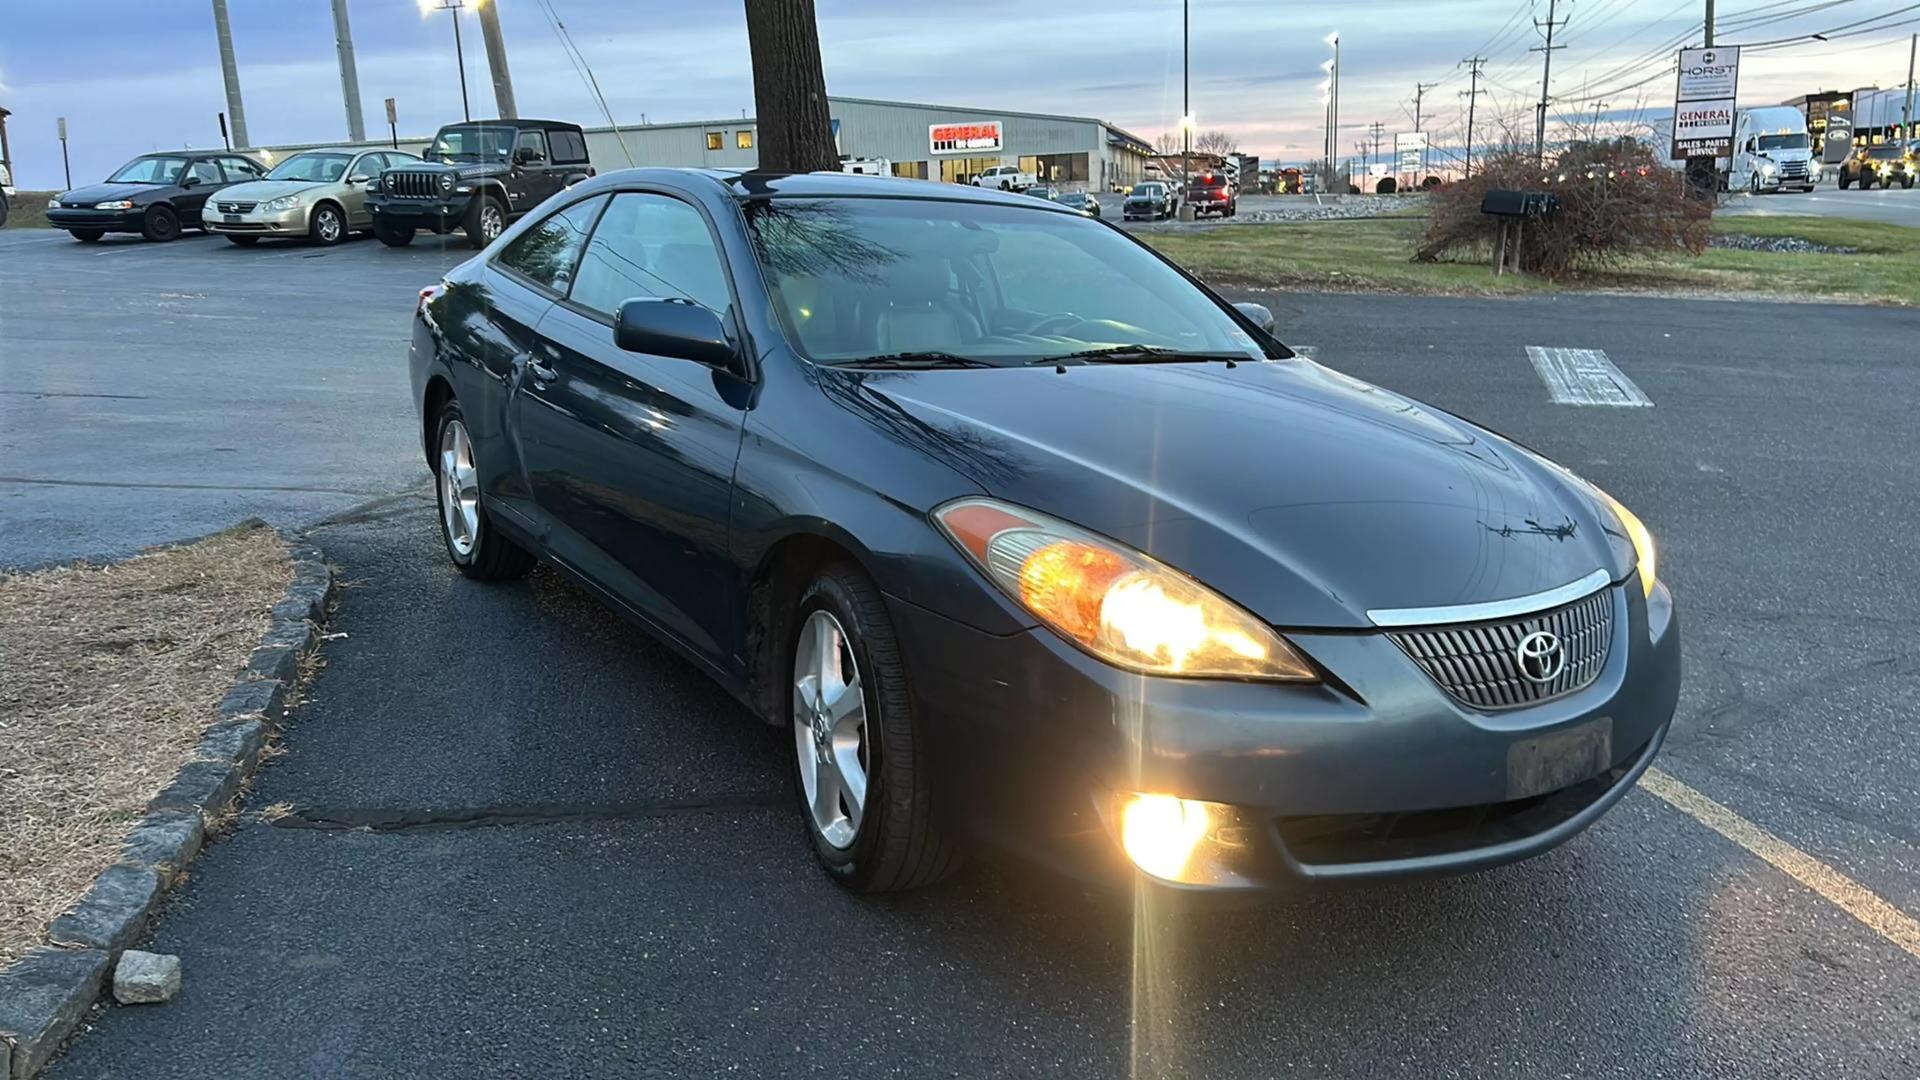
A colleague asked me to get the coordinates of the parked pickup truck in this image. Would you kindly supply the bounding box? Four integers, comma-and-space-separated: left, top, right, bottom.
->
971, 164, 1035, 191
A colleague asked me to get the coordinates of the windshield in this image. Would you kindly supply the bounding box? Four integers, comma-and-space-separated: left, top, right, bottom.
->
108, 156, 187, 184
427, 125, 516, 162
1757, 134, 1809, 151
265, 153, 353, 182
1130, 184, 1163, 197
743, 196, 1274, 367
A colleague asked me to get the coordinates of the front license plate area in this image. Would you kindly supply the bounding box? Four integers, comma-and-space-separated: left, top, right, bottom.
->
1507, 717, 1613, 800
223, 214, 241, 224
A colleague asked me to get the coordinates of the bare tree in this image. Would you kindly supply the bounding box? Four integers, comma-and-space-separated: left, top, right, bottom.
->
744, 0, 839, 172
1155, 131, 1181, 155
1193, 129, 1239, 156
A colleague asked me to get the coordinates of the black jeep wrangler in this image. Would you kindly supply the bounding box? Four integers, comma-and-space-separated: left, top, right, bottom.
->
368, 119, 593, 249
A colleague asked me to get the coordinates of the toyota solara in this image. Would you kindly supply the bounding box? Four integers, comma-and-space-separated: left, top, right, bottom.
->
409, 170, 1679, 894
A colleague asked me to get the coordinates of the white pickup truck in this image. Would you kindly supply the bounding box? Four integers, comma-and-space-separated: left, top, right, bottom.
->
970, 164, 1035, 191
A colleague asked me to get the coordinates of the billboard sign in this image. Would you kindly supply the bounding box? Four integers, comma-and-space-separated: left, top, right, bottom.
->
1395, 131, 1426, 175
1671, 46, 1740, 159
930, 121, 1003, 155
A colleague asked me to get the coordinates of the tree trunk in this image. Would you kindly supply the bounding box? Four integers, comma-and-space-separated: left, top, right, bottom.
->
744, 0, 839, 173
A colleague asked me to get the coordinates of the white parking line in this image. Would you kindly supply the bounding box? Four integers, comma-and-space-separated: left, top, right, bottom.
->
1640, 767, 1920, 963
1526, 346, 1653, 407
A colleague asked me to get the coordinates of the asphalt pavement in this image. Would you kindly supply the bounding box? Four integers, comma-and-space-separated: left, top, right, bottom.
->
0, 227, 469, 569
1694, 182, 1920, 227
15, 235, 1914, 1078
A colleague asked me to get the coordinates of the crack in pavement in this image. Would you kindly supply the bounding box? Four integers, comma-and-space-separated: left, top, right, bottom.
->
270, 792, 789, 833
0, 475, 384, 496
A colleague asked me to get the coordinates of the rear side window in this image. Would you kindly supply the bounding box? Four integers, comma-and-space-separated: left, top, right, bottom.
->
496, 194, 608, 295
569, 192, 731, 318
221, 158, 263, 182
550, 130, 589, 164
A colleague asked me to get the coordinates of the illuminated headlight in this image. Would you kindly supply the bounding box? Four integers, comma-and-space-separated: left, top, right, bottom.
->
438, 173, 456, 192
933, 498, 1317, 680
94, 200, 136, 210
1761, 163, 1776, 176
1596, 489, 1657, 598
260, 195, 300, 212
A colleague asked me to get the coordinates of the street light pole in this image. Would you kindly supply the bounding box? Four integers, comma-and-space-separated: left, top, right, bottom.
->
1904, 33, 1916, 142
429, 0, 473, 123
1182, 0, 1190, 200
1324, 32, 1341, 192
210, 0, 250, 148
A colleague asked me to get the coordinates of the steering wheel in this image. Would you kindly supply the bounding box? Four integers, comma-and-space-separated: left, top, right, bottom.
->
1025, 312, 1087, 336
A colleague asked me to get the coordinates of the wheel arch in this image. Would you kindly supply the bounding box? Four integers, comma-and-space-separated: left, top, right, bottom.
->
422, 374, 456, 468
743, 526, 886, 727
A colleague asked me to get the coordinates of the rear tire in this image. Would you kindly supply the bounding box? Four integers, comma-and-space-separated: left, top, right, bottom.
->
1838, 175, 1852, 190
789, 563, 960, 893
1905, 176, 1916, 190
140, 205, 180, 243
375, 219, 416, 247
225, 235, 259, 247
70, 228, 106, 243
432, 399, 536, 581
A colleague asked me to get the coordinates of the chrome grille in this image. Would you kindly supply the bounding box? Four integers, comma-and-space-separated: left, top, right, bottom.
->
386, 171, 443, 198
1779, 161, 1809, 179
1388, 586, 1614, 710
216, 201, 256, 213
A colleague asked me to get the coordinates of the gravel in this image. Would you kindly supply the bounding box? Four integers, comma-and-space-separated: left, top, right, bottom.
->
1128, 194, 1429, 229
1710, 234, 1858, 254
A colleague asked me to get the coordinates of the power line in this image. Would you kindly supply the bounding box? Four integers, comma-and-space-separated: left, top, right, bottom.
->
1461, 56, 1488, 177
1532, 0, 1572, 159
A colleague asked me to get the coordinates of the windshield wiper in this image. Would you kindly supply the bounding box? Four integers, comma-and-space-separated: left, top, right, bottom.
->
830, 352, 997, 371
1033, 345, 1246, 366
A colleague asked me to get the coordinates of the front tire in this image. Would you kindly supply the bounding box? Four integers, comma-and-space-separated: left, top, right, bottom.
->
432, 400, 535, 581
141, 205, 180, 243
789, 563, 959, 893
375, 219, 416, 247
225, 235, 259, 247
308, 203, 347, 246
70, 228, 106, 243
464, 195, 505, 249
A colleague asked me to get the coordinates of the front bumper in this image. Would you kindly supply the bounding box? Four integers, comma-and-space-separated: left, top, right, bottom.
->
47, 207, 144, 232
204, 205, 311, 236
890, 578, 1680, 893
368, 196, 465, 232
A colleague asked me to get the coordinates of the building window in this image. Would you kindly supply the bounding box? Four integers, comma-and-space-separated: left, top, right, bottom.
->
736, 130, 754, 150
891, 160, 929, 179
706, 131, 724, 151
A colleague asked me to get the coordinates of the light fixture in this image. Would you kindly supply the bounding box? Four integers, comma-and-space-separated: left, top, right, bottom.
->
1324, 30, 1340, 46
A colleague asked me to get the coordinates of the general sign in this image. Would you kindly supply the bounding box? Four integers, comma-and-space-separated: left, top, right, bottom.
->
930, 121, 1003, 155
1671, 46, 1740, 159
1394, 132, 1426, 175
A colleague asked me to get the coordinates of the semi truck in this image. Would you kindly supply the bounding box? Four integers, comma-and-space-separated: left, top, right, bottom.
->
1726, 106, 1816, 194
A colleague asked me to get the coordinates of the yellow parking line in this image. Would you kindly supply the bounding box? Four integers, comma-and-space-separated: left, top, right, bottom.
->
1640, 767, 1920, 962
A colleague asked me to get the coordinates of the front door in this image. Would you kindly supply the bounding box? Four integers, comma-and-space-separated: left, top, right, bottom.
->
343, 152, 384, 227
509, 190, 748, 666
177, 158, 226, 224
508, 129, 552, 216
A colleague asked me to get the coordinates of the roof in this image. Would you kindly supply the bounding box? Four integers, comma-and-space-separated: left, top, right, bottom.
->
584, 95, 1155, 149
443, 118, 580, 129
578, 166, 1083, 212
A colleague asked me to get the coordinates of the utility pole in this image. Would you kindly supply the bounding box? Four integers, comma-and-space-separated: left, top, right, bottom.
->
210, 0, 249, 148
1182, 0, 1192, 213
1531, 0, 1568, 161
331, 0, 366, 142
1368, 120, 1386, 183
1412, 80, 1437, 182
428, 0, 473, 123
1461, 56, 1487, 179
1903, 33, 1915, 141
477, 0, 518, 119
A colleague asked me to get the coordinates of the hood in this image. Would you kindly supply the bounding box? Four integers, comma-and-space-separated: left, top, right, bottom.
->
58, 182, 166, 205
216, 179, 335, 202
388, 160, 500, 180
841, 360, 1632, 629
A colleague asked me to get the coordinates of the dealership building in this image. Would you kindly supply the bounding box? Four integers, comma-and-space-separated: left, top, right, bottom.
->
574, 96, 1156, 190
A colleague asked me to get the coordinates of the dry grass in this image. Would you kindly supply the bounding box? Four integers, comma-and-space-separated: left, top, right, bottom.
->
0, 522, 291, 965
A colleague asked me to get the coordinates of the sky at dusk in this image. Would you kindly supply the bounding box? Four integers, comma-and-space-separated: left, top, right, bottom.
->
4, 0, 1918, 189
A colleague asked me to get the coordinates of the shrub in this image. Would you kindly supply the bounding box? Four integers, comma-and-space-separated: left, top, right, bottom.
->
1376, 177, 1398, 194
1414, 138, 1711, 278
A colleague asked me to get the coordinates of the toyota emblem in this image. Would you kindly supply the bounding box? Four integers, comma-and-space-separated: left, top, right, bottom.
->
1515, 631, 1566, 684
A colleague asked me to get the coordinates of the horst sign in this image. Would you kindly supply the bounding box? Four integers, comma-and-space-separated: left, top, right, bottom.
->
1671, 46, 1740, 159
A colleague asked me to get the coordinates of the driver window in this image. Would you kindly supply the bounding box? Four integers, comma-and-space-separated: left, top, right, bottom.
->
515, 130, 548, 163
189, 160, 223, 185
569, 192, 730, 318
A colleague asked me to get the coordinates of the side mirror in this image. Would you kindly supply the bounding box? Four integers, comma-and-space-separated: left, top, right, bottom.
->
181, 175, 201, 189
1233, 301, 1277, 337
514, 147, 544, 166
345, 173, 371, 186
615, 298, 735, 368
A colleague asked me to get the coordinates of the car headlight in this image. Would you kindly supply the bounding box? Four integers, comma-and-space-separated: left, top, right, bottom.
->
438, 173, 456, 192
1595, 489, 1657, 598
933, 498, 1317, 681
95, 200, 136, 210
1761, 163, 1776, 175
384, 173, 396, 190
260, 195, 300, 212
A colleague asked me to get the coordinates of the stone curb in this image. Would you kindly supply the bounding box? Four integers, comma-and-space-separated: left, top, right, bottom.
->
0, 533, 333, 1080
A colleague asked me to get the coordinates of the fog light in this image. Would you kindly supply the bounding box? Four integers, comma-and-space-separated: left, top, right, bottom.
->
1120, 794, 1217, 881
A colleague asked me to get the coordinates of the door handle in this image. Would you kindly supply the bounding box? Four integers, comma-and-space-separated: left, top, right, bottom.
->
527, 356, 558, 384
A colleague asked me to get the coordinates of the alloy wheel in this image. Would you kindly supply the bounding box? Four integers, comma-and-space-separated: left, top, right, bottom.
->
316, 208, 342, 243
481, 203, 504, 242
438, 418, 480, 558
792, 609, 869, 850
